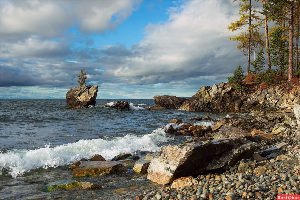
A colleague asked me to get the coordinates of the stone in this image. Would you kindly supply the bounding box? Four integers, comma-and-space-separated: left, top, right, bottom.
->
169, 118, 183, 124
254, 166, 267, 176
89, 154, 106, 161
171, 176, 196, 189
72, 161, 124, 177
46, 180, 101, 192
105, 101, 130, 110
66, 85, 98, 109
294, 104, 300, 127
154, 95, 187, 109
147, 138, 257, 184
212, 120, 225, 131
111, 153, 135, 161
133, 159, 150, 174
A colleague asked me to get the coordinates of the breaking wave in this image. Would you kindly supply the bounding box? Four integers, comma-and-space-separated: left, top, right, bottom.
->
0, 128, 168, 178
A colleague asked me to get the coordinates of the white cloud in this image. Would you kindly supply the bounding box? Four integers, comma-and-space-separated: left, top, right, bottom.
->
0, 0, 141, 38
0, 37, 69, 58
105, 0, 243, 84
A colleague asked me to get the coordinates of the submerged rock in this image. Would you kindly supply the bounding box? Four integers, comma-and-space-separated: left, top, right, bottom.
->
66, 85, 98, 109
72, 161, 124, 177
105, 101, 130, 110
154, 95, 187, 109
46, 180, 101, 192
147, 138, 257, 184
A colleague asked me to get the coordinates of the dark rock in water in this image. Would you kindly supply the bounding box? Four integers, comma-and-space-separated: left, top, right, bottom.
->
169, 118, 183, 124
146, 105, 166, 111
89, 154, 106, 161
112, 153, 139, 161
72, 161, 124, 177
147, 138, 257, 184
154, 95, 187, 109
66, 85, 98, 109
105, 101, 130, 110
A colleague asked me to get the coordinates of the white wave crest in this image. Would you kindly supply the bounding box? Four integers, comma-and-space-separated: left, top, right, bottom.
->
129, 103, 145, 110
194, 121, 214, 127
0, 128, 167, 178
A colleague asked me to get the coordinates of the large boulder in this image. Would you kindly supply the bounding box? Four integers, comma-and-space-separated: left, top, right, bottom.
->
147, 138, 257, 184
105, 101, 130, 110
66, 85, 98, 109
154, 95, 187, 109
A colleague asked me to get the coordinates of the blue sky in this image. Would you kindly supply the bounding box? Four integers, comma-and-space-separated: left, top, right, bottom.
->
0, 0, 242, 99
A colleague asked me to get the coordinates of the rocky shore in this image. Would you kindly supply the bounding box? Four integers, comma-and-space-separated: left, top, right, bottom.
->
29, 83, 300, 199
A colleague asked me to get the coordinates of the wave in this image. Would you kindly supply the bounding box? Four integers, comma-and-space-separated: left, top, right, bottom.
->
104, 101, 146, 110
129, 103, 145, 110
0, 128, 168, 178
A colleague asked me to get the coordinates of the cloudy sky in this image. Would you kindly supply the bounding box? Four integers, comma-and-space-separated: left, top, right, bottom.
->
0, 0, 243, 99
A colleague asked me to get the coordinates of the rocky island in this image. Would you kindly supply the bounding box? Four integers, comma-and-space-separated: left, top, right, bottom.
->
66, 70, 98, 109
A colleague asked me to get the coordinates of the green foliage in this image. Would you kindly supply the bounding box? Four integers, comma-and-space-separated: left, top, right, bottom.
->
78, 69, 87, 87
257, 70, 279, 85
251, 49, 265, 73
269, 26, 288, 74
228, 65, 245, 90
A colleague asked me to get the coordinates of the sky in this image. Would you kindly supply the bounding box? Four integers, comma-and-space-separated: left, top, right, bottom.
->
0, 0, 243, 99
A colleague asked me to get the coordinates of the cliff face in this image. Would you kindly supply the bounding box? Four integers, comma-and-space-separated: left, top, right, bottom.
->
66, 85, 98, 109
155, 83, 300, 113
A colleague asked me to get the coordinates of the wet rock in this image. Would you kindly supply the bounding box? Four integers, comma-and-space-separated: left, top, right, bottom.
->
147, 138, 257, 184
133, 159, 150, 174
66, 85, 98, 109
105, 101, 130, 110
169, 118, 183, 124
212, 120, 225, 131
154, 95, 187, 109
112, 153, 139, 161
89, 154, 106, 161
46, 180, 101, 191
146, 105, 166, 111
72, 161, 124, 177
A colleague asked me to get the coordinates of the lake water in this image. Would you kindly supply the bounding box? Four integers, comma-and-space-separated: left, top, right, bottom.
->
0, 99, 216, 199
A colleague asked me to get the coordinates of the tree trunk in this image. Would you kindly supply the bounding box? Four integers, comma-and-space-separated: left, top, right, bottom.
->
265, 15, 271, 70
247, 0, 252, 74
288, 2, 294, 82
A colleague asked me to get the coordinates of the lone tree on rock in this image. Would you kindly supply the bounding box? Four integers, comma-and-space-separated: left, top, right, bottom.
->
78, 69, 87, 87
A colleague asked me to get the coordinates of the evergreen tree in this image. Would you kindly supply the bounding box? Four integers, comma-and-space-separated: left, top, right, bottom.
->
252, 49, 265, 73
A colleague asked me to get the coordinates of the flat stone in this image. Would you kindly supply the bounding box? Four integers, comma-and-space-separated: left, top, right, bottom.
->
72, 161, 124, 177
46, 180, 101, 192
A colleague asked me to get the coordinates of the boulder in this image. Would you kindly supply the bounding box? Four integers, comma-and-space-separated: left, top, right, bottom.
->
147, 138, 257, 184
105, 101, 130, 110
111, 153, 139, 161
72, 161, 124, 177
66, 85, 98, 109
154, 95, 187, 109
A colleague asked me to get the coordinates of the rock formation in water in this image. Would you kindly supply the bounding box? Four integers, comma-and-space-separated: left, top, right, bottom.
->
66, 69, 98, 109
153, 95, 187, 109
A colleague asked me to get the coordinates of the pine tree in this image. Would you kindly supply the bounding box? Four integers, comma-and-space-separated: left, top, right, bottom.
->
252, 48, 265, 73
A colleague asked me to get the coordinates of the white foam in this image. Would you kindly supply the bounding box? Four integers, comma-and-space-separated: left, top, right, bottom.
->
194, 121, 214, 127
0, 128, 168, 178
105, 101, 116, 107
129, 103, 145, 110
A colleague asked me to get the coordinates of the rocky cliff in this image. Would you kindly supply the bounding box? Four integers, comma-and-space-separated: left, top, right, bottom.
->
154, 83, 300, 113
